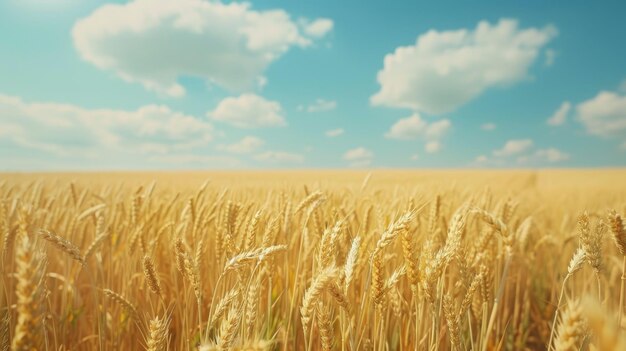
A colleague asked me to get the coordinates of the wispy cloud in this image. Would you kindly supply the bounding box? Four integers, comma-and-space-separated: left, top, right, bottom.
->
518, 148, 570, 164
425, 141, 441, 153
217, 136, 264, 154
546, 101, 571, 126
544, 49, 557, 66
325, 128, 344, 137
481, 123, 496, 131
343, 147, 373, 167
493, 139, 534, 157
0, 93, 214, 161
298, 99, 337, 113
148, 154, 241, 168
255, 151, 304, 164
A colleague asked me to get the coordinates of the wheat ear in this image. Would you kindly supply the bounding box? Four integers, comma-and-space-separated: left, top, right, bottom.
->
143, 255, 162, 297
553, 300, 586, 351
38, 228, 85, 264
146, 315, 170, 351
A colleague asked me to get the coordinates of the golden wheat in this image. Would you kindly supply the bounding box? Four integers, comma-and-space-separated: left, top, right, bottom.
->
0, 171, 624, 350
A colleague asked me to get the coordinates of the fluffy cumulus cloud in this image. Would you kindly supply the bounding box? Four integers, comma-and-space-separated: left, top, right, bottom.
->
298, 99, 337, 113
493, 139, 533, 157
217, 136, 264, 154
325, 128, 344, 137
547, 101, 571, 126
254, 151, 304, 163
371, 19, 557, 114
576, 91, 626, 140
209, 94, 285, 128
72, 0, 333, 96
0, 94, 214, 162
385, 114, 451, 140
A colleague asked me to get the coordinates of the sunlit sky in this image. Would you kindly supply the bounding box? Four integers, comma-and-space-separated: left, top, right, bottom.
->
1, 0, 625, 170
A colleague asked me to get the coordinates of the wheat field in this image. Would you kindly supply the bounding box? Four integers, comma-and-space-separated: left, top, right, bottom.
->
1, 170, 625, 350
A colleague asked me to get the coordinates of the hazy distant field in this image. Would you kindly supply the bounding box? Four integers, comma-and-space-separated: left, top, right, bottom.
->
1, 170, 625, 350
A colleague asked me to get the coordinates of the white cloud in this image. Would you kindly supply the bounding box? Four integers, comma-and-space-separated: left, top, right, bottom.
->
547, 101, 571, 126
218, 136, 264, 154
0, 93, 213, 159
493, 139, 533, 157
475, 155, 488, 163
620, 141, 626, 151
385, 114, 425, 139
385, 113, 451, 140
72, 0, 332, 96
325, 128, 344, 137
471, 154, 510, 167
348, 159, 371, 168
426, 119, 452, 139
410, 153, 419, 160
254, 151, 304, 163
301, 18, 334, 38
371, 19, 557, 114
343, 147, 373, 165
517, 148, 569, 164
576, 91, 626, 138
425, 141, 441, 153
544, 49, 556, 66
481, 123, 496, 131
209, 94, 285, 128
534, 148, 569, 162
148, 154, 241, 168
299, 99, 337, 113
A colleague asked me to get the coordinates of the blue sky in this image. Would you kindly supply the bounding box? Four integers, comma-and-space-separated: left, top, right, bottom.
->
0, 0, 625, 170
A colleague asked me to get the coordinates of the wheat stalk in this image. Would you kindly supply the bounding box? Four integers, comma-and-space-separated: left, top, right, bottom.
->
12, 234, 47, 351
